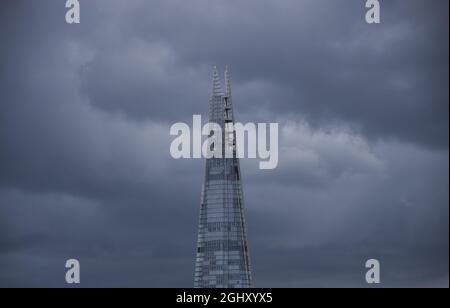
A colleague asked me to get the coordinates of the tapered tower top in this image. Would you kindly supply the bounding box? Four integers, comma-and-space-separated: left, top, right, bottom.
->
225, 65, 232, 97
212, 66, 223, 96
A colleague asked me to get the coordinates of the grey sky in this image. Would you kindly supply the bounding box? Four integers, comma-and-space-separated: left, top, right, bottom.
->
0, 0, 448, 287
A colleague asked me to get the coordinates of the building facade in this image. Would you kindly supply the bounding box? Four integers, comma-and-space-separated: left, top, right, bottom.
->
194, 67, 252, 288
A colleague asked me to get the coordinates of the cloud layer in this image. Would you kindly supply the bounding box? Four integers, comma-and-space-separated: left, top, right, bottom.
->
0, 0, 448, 287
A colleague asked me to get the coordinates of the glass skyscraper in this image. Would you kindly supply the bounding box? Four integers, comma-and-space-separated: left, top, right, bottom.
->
194, 67, 252, 288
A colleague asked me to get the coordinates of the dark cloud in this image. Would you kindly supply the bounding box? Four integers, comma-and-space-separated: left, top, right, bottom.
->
75, 0, 449, 148
0, 0, 448, 287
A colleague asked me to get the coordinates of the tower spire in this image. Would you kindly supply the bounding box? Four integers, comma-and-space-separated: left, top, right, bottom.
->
212, 66, 223, 96
224, 65, 232, 97
195, 67, 252, 289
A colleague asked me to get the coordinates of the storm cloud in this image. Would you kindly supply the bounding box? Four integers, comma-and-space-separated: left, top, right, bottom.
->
0, 0, 448, 287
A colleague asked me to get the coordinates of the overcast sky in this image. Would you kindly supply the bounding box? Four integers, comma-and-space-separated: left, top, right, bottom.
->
0, 0, 448, 287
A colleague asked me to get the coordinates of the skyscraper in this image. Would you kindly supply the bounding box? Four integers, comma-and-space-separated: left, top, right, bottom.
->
194, 67, 252, 288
